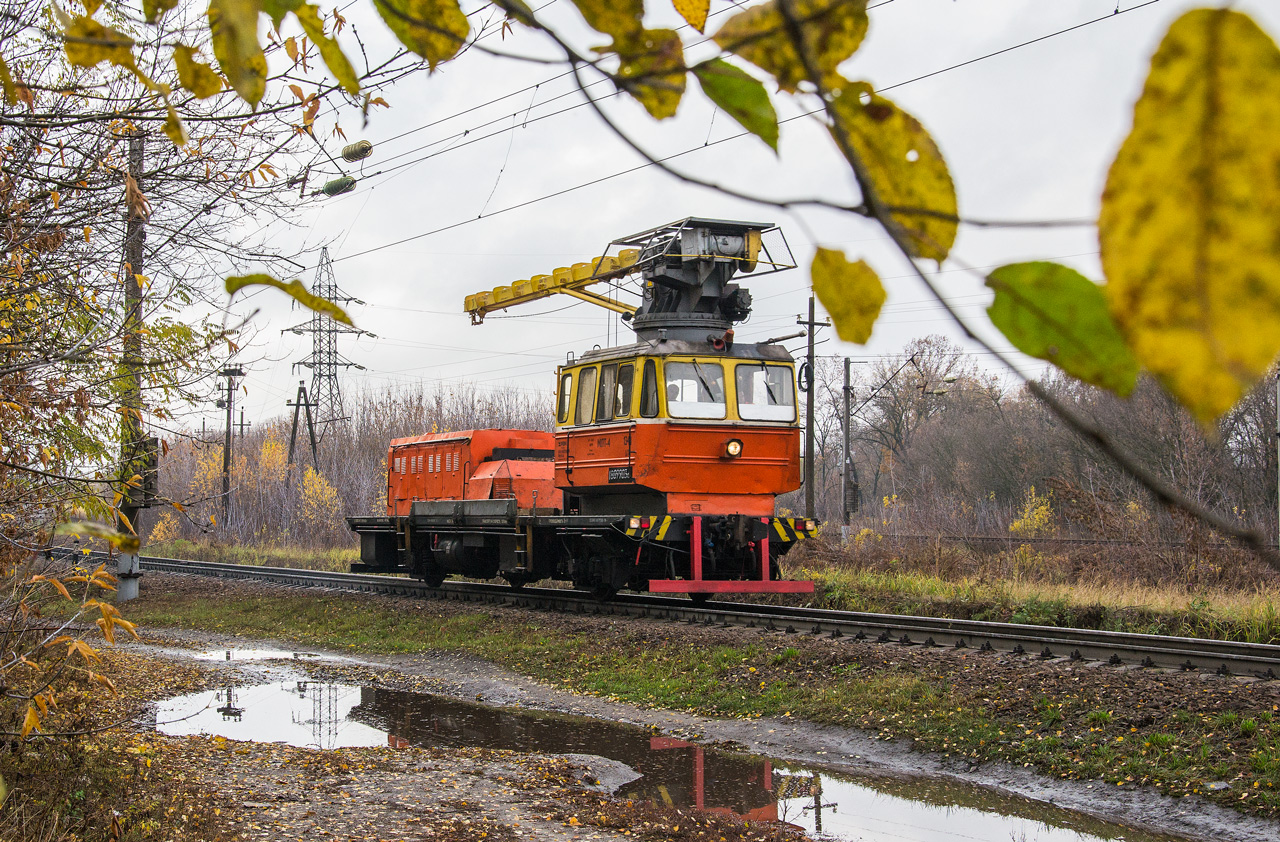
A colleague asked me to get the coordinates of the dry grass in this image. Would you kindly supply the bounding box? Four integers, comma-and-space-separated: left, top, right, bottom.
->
784, 534, 1280, 643
144, 539, 357, 573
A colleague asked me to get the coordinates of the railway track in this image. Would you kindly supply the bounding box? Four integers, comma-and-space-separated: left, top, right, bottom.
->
129, 554, 1280, 680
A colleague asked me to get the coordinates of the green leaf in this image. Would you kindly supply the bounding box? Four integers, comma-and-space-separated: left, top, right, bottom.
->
811, 248, 883, 344
0, 53, 14, 106
173, 45, 224, 99
612, 28, 686, 120
672, 0, 708, 33
374, 0, 469, 71
570, 0, 643, 42
693, 59, 777, 151
294, 3, 361, 96
61, 14, 137, 72
262, 0, 302, 28
142, 0, 179, 24
713, 0, 868, 94
208, 0, 267, 107
828, 81, 957, 262
225, 274, 353, 326
54, 521, 141, 555
1100, 9, 1280, 426
987, 262, 1138, 396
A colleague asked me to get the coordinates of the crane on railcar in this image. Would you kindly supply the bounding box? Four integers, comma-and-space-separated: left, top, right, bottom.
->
348, 218, 818, 599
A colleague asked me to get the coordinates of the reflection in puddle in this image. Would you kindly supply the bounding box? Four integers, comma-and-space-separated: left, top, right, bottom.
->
157, 683, 1177, 842
188, 648, 323, 662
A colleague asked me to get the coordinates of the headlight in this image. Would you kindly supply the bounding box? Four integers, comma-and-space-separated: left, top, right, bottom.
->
804, 519, 817, 531
725, 439, 743, 458
629, 517, 642, 529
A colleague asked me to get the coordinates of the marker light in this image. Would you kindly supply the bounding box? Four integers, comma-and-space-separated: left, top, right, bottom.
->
804, 519, 817, 531
725, 439, 744, 458
629, 517, 642, 529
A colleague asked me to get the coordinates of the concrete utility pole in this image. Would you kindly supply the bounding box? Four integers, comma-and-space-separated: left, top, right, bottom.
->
117, 132, 147, 602
842, 358, 856, 526
796, 297, 828, 519
219, 366, 244, 522
287, 380, 319, 467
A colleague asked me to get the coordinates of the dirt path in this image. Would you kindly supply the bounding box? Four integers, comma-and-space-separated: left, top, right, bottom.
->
116, 571, 1280, 842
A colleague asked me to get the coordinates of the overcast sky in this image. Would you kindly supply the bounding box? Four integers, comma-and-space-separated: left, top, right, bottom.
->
197, 0, 1280, 435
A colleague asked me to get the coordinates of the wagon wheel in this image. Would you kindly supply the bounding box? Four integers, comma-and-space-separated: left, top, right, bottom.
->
689, 593, 711, 606
590, 583, 618, 601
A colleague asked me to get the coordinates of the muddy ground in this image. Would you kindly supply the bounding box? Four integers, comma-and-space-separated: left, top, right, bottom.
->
114, 572, 1280, 841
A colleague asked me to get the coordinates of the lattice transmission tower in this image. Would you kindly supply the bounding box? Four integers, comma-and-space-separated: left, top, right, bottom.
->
285, 247, 370, 432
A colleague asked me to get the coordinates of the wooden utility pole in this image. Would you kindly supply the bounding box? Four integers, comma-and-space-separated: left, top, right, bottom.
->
117, 132, 146, 602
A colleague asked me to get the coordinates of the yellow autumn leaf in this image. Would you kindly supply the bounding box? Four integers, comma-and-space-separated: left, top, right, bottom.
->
1100, 9, 1280, 426
374, 0, 469, 71
612, 28, 686, 120
163, 103, 189, 146
20, 705, 39, 739
713, 0, 868, 94
828, 80, 957, 262
810, 248, 883, 343
225, 274, 354, 326
571, 0, 643, 42
29, 574, 71, 601
142, 0, 179, 24
208, 0, 267, 106
67, 639, 101, 664
173, 44, 224, 99
61, 14, 137, 72
0, 53, 14, 106
294, 3, 361, 97
672, 0, 708, 34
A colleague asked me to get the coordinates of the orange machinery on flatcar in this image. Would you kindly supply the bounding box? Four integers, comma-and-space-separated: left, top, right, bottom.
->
348, 218, 817, 599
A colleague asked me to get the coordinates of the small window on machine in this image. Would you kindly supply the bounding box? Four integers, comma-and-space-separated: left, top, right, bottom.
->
640, 359, 658, 418
556, 372, 572, 424
576, 367, 597, 425
596, 364, 618, 422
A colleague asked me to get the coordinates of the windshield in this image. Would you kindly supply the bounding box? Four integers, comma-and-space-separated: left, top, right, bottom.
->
665, 361, 726, 419
736, 363, 796, 421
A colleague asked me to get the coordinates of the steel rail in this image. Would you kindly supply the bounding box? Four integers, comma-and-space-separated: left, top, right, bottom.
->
122, 554, 1280, 679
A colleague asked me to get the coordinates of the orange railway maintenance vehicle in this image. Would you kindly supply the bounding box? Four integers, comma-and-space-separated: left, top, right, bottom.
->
347, 218, 818, 599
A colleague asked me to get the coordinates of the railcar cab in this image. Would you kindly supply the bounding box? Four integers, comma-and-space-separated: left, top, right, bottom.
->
553, 338, 801, 517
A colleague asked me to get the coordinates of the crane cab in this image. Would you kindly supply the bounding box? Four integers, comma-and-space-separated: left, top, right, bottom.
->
553, 338, 800, 517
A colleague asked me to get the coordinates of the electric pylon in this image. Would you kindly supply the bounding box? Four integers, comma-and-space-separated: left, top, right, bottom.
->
285, 247, 370, 434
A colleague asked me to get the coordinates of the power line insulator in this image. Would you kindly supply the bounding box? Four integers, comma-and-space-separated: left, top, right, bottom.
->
321, 176, 356, 196
341, 140, 374, 162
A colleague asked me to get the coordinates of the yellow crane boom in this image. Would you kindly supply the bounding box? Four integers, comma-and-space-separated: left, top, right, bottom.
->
464, 248, 641, 324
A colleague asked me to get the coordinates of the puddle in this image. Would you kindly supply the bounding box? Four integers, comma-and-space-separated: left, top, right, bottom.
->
188, 648, 324, 662
156, 683, 1181, 842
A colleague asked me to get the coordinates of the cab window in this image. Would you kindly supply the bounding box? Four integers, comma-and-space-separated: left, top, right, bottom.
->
665, 361, 726, 419
575, 367, 597, 425
615, 364, 634, 418
639, 360, 659, 417
595, 364, 618, 422
556, 372, 572, 424
736, 363, 796, 421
